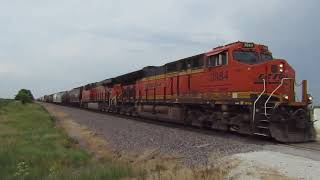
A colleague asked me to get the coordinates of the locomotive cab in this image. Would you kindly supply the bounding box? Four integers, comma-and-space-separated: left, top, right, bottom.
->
213, 41, 316, 142
229, 42, 310, 105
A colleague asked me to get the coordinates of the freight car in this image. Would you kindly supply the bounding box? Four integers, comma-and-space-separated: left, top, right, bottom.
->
53, 91, 68, 104
44, 94, 54, 103
68, 87, 82, 106
42, 41, 316, 143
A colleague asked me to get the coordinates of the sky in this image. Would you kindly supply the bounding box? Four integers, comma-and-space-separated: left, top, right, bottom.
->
0, 0, 319, 104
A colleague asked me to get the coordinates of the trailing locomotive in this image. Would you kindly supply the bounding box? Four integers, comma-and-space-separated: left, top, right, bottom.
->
43, 41, 316, 143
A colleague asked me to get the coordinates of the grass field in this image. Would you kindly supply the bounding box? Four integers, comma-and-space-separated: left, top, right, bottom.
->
0, 100, 132, 180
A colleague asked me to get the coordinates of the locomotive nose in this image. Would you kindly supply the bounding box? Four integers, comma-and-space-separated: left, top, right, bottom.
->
267, 59, 293, 75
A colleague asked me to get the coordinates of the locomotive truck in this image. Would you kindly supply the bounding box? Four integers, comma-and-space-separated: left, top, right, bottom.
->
43, 41, 316, 143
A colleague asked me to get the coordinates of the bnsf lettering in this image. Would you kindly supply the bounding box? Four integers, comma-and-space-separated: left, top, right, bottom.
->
258, 73, 287, 81
255, 73, 288, 84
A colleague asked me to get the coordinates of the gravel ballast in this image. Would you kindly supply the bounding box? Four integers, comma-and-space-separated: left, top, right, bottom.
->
44, 103, 265, 166
229, 151, 320, 179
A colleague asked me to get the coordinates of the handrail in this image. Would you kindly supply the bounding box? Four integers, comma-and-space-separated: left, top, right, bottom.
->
252, 79, 266, 124
264, 78, 293, 116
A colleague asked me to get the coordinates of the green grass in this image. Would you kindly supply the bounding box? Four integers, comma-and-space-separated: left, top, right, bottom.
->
0, 100, 132, 180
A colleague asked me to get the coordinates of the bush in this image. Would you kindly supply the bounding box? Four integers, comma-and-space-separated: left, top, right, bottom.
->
15, 89, 34, 104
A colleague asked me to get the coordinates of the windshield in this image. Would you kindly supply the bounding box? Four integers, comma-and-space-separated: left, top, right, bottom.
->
233, 51, 259, 64
261, 53, 273, 61
233, 51, 273, 64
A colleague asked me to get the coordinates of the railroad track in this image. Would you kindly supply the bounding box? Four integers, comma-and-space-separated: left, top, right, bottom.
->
86, 108, 320, 153
43, 102, 274, 146
44, 102, 319, 151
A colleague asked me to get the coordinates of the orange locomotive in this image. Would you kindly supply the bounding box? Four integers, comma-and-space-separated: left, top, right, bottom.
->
48, 41, 316, 142
132, 41, 315, 142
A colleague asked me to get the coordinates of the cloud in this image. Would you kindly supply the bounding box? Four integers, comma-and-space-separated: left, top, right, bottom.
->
0, 0, 319, 104
0, 62, 18, 74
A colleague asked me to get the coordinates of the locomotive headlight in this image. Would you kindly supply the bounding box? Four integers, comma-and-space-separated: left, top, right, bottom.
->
279, 64, 284, 68
308, 95, 313, 102
283, 95, 289, 100
279, 68, 284, 72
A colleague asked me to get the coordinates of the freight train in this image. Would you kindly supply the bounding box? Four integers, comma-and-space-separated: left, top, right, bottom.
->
42, 41, 316, 143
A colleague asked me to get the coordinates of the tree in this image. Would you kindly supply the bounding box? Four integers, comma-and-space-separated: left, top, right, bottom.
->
15, 89, 34, 104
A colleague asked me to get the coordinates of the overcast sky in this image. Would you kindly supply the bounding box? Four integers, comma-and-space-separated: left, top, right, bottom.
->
0, 0, 319, 104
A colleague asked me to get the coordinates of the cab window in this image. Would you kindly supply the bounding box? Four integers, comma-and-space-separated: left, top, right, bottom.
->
233, 51, 258, 64
208, 52, 228, 67
261, 53, 273, 61
234, 51, 273, 64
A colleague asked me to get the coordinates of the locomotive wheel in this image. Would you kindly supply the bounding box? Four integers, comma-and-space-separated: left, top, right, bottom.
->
269, 107, 316, 143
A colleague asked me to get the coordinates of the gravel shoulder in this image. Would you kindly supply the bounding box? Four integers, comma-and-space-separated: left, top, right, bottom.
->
228, 150, 320, 180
